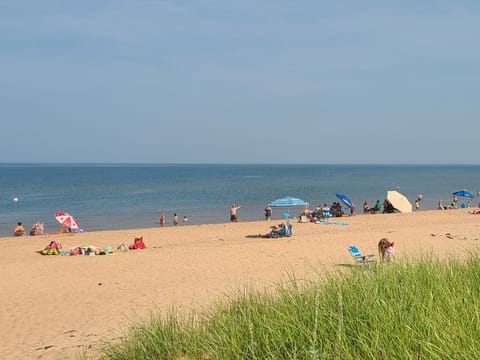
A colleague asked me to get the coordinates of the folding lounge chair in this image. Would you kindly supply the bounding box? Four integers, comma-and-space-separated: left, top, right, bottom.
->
319, 209, 333, 221
348, 245, 376, 264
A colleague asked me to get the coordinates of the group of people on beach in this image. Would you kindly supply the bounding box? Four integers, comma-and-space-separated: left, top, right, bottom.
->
13, 221, 46, 237
363, 200, 396, 214
159, 212, 188, 226
437, 195, 476, 210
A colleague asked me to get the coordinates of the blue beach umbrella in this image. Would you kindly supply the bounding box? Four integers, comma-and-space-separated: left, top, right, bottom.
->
268, 196, 309, 219
268, 196, 309, 207
336, 193, 354, 209
452, 190, 475, 198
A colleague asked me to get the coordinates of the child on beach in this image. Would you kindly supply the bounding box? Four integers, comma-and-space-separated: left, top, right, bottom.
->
183, 216, 188, 226
378, 238, 395, 262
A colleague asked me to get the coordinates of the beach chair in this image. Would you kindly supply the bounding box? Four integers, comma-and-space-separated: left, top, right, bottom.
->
348, 245, 375, 264
319, 209, 333, 221
299, 215, 309, 223
268, 224, 293, 238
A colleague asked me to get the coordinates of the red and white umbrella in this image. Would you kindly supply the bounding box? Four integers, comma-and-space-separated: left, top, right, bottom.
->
55, 212, 80, 231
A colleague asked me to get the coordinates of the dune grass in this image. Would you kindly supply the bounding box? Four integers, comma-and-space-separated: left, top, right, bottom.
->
99, 255, 480, 359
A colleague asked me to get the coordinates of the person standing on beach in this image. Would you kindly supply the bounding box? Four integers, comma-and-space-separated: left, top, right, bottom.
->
230, 204, 241, 222
173, 213, 179, 226
378, 238, 395, 262
350, 204, 356, 216
182, 215, 188, 226
159, 212, 165, 227
264, 205, 272, 221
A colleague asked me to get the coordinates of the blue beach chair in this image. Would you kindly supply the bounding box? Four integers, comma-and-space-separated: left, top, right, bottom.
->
348, 245, 376, 264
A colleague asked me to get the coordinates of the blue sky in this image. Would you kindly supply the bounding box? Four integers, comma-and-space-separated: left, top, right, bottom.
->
1, 1, 479, 164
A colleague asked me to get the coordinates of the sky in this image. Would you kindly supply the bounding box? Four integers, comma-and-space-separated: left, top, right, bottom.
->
1, 0, 479, 164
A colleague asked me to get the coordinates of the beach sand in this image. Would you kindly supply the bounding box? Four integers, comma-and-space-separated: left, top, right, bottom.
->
1, 209, 479, 359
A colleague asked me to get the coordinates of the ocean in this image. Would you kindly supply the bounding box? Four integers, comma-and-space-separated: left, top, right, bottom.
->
1, 164, 479, 237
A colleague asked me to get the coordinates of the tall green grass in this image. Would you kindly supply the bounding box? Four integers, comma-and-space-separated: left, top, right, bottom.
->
99, 255, 480, 359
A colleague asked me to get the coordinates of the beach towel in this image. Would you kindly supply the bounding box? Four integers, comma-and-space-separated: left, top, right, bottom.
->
316, 221, 349, 226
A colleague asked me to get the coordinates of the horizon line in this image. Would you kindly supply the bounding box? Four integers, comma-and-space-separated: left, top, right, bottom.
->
0, 162, 479, 166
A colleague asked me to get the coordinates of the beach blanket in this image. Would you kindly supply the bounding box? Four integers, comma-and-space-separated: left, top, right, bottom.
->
61, 245, 114, 256
316, 221, 349, 226
46, 231, 75, 236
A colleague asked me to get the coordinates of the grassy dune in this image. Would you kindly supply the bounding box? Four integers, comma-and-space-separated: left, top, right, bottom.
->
99, 255, 480, 359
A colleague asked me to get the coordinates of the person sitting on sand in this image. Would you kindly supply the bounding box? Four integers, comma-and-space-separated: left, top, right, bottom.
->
301, 206, 312, 217
383, 201, 395, 214
29, 221, 45, 236
370, 200, 382, 214
13, 222, 25, 237
41, 240, 61, 255
363, 201, 369, 214
331, 202, 343, 217
259, 224, 285, 238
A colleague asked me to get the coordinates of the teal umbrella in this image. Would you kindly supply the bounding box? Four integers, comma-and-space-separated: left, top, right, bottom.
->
269, 196, 309, 220
269, 196, 309, 207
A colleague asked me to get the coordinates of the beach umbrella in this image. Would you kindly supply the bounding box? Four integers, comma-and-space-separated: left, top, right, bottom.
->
452, 190, 475, 198
55, 212, 80, 231
386, 190, 412, 213
268, 196, 309, 207
336, 193, 354, 209
268, 196, 309, 219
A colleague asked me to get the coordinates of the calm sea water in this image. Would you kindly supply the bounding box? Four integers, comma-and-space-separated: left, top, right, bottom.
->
1, 164, 479, 237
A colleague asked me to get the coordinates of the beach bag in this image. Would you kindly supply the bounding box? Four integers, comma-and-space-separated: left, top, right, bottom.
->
129, 236, 146, 250
117, 243, 128, 252
286, 224, 293, 237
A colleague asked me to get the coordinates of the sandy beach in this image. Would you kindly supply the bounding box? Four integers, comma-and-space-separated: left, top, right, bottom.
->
1, 209, 479, 359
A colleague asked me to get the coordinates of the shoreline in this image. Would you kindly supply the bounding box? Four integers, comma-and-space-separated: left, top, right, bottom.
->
1, 209, 479, 359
